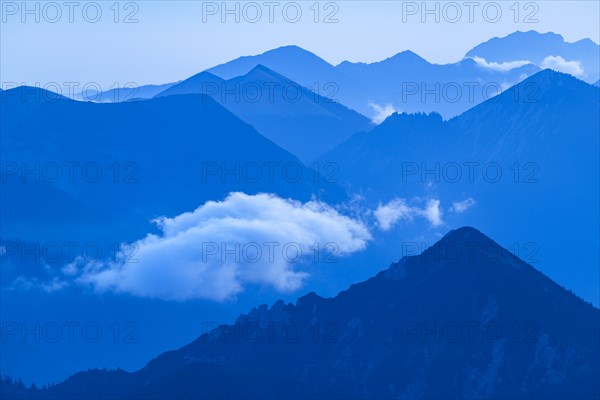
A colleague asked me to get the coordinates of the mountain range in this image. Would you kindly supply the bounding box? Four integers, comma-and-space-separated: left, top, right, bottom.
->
204, 44, 541, 119
3, 30, 599, 394
3, 227, 597, 399
62, 31, 598, 122
156, 65, 372, 162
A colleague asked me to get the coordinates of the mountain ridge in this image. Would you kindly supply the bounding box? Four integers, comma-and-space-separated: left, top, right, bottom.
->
8, 226, 598, 399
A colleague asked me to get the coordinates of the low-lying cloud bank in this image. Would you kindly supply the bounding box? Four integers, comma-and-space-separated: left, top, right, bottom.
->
12, 193, 475, 301
470, 56, 531, 72
75, 193, 372, 301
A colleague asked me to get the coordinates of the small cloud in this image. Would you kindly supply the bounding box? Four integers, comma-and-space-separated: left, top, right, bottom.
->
471, 56, 531, 72
541, 55, 584, 77
373, 199, 413, 230
422, 199, 442, 227
449, 198, 476, 214
368, 101, 398, 124
374, 198, 443, 231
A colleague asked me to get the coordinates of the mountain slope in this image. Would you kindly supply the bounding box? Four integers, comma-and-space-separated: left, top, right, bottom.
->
73, 82, 178, 102
154, 72, 224, 98
156, 65, 372, 162
22, 227, 600, 399
1, 87, 344, 246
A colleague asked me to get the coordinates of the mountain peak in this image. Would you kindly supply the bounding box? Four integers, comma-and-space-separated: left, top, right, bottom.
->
249, 63, 276, 74
438, 226, 492, 245
264, 44, 316, 57
387, 49, 429, 64
270, 44, 305, 51
514, 68, 591, 92
192, 70, 223, 80
240, 64, 293, 83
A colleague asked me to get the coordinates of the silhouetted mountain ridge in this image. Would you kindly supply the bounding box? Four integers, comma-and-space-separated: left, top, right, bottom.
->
156, 65, 372, 162
11, 227, 598, 399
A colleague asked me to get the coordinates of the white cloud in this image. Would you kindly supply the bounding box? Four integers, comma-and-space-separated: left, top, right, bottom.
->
368, 101, 398, 124
75, 193, 372, 301
470, 56, 531, 72
374, 198, 443, 231
540, 55, 584, 77
422, 199, 442, 226
373, 199, 413, 230
449, 198, 476, 214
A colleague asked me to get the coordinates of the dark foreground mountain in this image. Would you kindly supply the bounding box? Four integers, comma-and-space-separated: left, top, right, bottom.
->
5, 227, 598, 399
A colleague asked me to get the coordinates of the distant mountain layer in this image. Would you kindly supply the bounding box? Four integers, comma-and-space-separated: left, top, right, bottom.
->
203, 44, 542, 119
337, 52, 540, 119
73, 82, 178, 102
1, 87, 344, 246
64, 31, 598, 121
6, 227, 598, 399
156, 65, 372, 162
466, 30, 599, 83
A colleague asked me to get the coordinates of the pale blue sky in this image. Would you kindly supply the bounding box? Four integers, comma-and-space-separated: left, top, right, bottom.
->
1, 1, 599, 89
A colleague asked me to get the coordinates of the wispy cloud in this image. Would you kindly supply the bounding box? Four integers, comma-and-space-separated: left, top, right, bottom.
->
449, 198, 476, 214
374, 198, 443, 231
368, 101, 398, 124
470, 56, 531, 72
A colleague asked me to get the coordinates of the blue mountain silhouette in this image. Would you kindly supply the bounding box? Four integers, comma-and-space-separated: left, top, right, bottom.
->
200, 42, 543, 119
1, 87, 344, 247
157, 65, 372, 161
5, 227, 597, 399
337, 53, 540, 119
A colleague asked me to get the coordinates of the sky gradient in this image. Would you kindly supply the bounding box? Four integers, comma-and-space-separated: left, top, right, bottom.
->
2, 1, 599, 90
